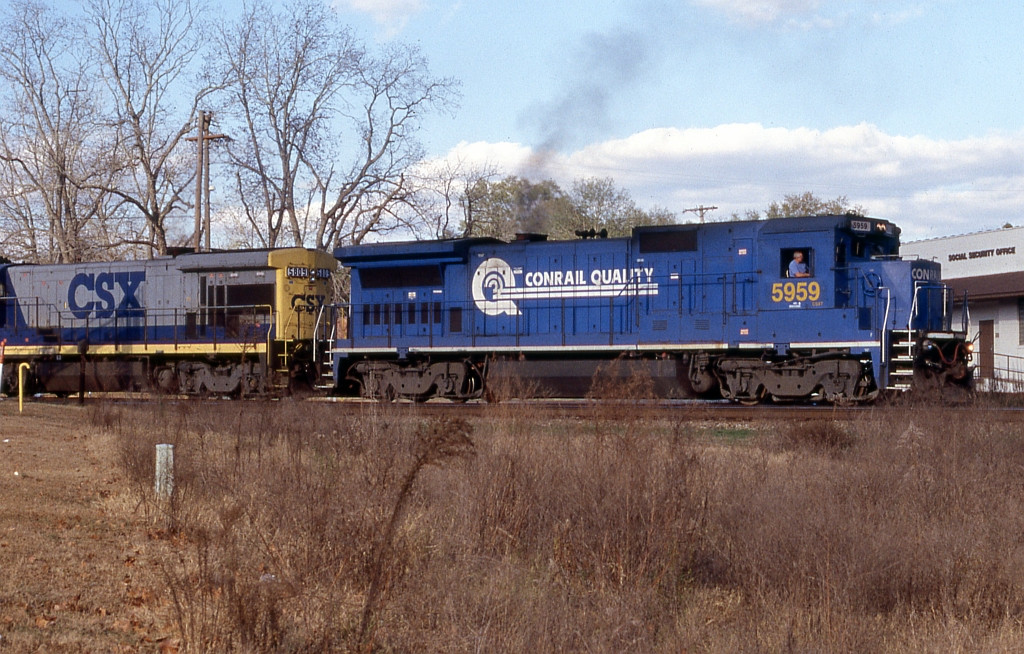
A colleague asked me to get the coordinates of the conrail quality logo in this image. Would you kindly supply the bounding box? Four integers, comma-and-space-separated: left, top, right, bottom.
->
472, 257, 658, 316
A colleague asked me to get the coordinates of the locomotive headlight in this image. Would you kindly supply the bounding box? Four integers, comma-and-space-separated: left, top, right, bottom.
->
966, 341, 975, 354
921, 339, 936, 353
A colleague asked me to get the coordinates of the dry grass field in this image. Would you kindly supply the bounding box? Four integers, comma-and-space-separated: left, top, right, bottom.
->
2, 397, 1024, 652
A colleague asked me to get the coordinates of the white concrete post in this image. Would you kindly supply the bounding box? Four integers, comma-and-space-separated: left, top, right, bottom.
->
155, 444, 174, 500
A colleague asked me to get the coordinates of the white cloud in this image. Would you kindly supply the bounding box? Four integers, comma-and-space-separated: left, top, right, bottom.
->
337, 0, 423, 36
436, 123, 1024, 242
691, 0, 821, 24
691, 0, 927, 30
869, 5, 926, 28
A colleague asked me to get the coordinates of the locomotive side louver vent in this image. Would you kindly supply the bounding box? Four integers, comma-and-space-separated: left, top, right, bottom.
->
695, 319, 710, 330
653, 320, 668, 331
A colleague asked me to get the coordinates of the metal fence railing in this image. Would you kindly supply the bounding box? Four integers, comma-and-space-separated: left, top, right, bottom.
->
977, 352, 1024, 392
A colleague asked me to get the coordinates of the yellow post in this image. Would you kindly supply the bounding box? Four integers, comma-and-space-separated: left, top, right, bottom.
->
18, 362, 29, 413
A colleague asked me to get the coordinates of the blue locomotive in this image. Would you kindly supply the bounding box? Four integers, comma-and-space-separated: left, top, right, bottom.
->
0, 248, 337, 396
328, 215, 972, 403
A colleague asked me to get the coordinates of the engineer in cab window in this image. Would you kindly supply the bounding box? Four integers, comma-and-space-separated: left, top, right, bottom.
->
788, 251, 810, 278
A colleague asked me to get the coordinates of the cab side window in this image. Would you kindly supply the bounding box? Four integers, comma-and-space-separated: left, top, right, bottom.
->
781, 248, 812, 278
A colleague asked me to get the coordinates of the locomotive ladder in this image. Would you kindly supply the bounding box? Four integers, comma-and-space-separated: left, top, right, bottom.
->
313, 304, 336, 390
887, 329, 916, 391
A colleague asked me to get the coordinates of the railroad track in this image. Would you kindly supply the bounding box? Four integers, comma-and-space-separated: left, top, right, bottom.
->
13, 394, 1024, 423
308, 396, 1024, 423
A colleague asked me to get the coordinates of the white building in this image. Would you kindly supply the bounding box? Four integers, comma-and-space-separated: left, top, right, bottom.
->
903, 226, 1024, 389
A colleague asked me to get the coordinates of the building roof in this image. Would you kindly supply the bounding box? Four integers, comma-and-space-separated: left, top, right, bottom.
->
945, 270, 1024, 301
902, 227, 1024, 284
905, 225, 1024, 245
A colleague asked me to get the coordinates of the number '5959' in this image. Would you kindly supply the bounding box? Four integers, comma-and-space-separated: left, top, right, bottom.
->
771, 281, 820, 303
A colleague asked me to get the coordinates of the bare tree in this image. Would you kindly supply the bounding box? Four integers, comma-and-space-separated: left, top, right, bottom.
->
85, 0, 215, 256
212, 0, 358, 248
0, 0, 119, 262
213, 0, 458, 250
406, 156, 498, 240
314, 42, 458, 249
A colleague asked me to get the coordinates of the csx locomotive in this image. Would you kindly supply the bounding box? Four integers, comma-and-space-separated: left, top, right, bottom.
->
328, 215, 972, 403
0, 248, 336, 396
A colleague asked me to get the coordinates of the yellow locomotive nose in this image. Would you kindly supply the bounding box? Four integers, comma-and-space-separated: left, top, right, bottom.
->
269, 248, 337, 342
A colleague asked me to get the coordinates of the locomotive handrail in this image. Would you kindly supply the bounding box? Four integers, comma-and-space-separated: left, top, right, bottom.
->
14, 302, 276, 353
908, 280, 922, 332
963, 291, 971, 335
880, 286, 892, 365
312, 303, 337, 367
943, 285, 951, 331
313, 304, 324, 342
908, 280, 964, 334
3, 295, 40, 336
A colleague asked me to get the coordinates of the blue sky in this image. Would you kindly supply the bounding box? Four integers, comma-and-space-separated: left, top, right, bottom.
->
333, 0, 1024, 241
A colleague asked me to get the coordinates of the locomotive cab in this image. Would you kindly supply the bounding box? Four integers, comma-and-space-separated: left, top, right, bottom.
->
755, 216, 969, 396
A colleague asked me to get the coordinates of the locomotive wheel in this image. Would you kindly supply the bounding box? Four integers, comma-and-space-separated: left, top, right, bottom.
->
153, 366, 179, 394
687, 355, 718, 395
0, 371, 13, 397
458, 365, 484, 402
737, 386, 766, 406
2, 365, 37, 397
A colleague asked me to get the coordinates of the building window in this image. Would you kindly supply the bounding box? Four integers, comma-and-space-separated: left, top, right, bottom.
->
1018, 298, 1024, 345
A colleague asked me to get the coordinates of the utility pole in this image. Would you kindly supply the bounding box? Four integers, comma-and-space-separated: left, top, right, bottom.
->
186, 111, 230, 252
683, 205, 718, 224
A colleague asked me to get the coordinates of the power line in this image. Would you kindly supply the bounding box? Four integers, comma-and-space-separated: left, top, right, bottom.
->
186, 110, 230, 252
682, 205, 718, 223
